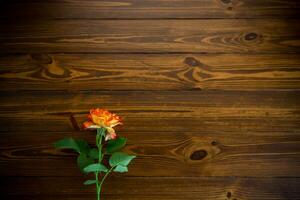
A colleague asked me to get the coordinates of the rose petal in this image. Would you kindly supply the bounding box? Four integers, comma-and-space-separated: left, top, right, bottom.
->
105, 127, 117, 141
82, 121, 101, 130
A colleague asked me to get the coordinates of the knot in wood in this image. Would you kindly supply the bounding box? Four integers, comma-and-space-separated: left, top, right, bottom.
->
190, 150, 207, 160
245, 32, 258, 41
31, 54, 53, 64
184, 57, 200, 67
221, 0, 231, 3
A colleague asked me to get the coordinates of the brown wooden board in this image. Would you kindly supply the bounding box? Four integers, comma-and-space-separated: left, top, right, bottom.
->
0, 91, 299, 132
1, 0, 300, 19
1, 54, 300, 91
1, 20, 300, 53
1, 131, 300, 177
0, 91, 299, 178
2, 177, 300, 200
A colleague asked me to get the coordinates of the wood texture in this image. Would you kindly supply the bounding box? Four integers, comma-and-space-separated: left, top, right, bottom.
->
1, 131, 300, 177
1, 19, 300, 53
0, 91, 299, 178
0, 91, 299, 132
1, 0, 300, 199
1, 54, 300, 91
2, 177, 300, 200
1, 0, 300, 19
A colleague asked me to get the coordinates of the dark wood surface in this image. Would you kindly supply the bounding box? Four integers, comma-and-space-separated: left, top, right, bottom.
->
0, 1, 300, 199
1, 54, 300, 91
1, 19, 300, 53
1, 0, 300, 19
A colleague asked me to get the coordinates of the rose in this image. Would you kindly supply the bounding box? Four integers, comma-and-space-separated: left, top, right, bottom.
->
55, 108, 135, 200
83, 108, 122, 140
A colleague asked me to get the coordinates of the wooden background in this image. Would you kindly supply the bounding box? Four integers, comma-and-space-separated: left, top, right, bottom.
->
1, 0, 300, 199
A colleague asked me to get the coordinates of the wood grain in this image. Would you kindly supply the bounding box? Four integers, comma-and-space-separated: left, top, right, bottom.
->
1, 131, 300, 177
1, 0, 300, 19
0, 91, 299, 177
1, 0, 300, 199
1, 19, 300, 53
0, 91, 299, 132
2, 177, 300, 200
1, 54, 300, 91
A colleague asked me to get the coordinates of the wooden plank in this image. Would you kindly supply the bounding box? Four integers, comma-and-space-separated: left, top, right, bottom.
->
0, 91, 299, 177
2, 177, 300, 199
1, 131, 300, 177
1, 54, 300, 91
0, 90, 299, 131
1, 113, 299, 134
1, 0, 300, 19
1, 19, 300, 53
0, 91, 299, 133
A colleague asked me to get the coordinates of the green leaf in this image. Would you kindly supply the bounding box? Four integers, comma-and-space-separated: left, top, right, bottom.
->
54, 138, 80, 153
109, 152, 136, 167
54, 138, 90, 154
84, 180, 97, 185
88, 148, 99, 160
77, 153, 94, 172
106, 137, 127, 154
84, 163, 108, 173
114, 165, 128, 173
76, 139, 90, 154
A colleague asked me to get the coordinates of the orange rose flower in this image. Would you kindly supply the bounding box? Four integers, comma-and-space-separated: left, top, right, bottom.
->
82, 108, 122, 140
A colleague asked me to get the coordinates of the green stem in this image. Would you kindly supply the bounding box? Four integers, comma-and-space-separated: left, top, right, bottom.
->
98, 166, 115, 195
95, 128, 105, 200
98, 134, 103, 162
95, 172, 100, 200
